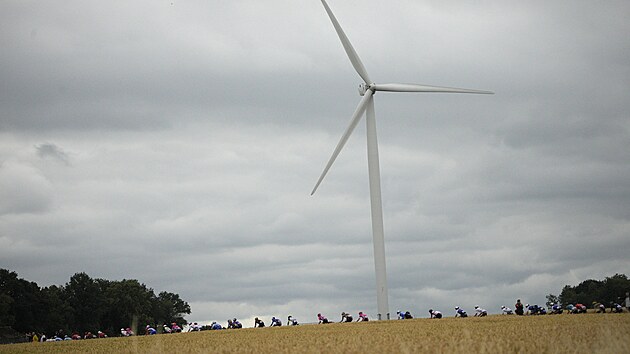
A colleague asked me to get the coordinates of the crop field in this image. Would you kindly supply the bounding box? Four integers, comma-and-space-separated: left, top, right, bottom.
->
1, 313, 628, 353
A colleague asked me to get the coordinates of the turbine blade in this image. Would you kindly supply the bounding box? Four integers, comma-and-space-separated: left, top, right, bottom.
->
311, 90, 374, 195
371, 83, 493, 94
321, 0, 372, 84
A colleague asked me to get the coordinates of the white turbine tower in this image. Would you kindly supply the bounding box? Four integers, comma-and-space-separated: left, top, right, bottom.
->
312, 0, 493, 320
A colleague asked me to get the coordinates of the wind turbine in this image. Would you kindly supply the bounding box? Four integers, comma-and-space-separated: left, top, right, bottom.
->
312, 0, 493, 320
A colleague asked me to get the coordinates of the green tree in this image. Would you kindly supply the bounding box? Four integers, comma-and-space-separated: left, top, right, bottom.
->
0, 269, 43, 333
601, 274, 630, 306
558, 274, 630, 309
574, 279, 603, 305
40, 285, 72, 335
153, 291, 190, 326
101, 279, 154, 333
0, 293, 15, 327
559, 285, 577, 306
0, 270, 16, 327
545, 294, 559, 308
65, 272, 106, 333
0, 269, 190, 336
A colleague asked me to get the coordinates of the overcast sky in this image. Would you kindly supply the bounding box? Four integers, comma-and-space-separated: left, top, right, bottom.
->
2, 0, 629, 325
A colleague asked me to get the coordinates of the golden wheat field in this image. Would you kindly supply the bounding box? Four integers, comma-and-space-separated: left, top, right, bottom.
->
1, 313, 628, 354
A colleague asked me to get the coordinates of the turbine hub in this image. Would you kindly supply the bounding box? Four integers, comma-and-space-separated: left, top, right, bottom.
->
358, 83, 371, 96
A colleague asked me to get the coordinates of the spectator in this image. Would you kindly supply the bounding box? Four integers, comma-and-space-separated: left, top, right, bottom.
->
515, 299, 524, 316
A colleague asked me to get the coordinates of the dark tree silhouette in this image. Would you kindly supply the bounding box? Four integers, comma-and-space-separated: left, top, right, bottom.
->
0, 269, 190, 337
558, 274, 629, 308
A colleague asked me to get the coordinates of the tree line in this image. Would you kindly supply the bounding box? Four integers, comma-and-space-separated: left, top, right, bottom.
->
0, 269, 190, 336
546, 273, 630, 308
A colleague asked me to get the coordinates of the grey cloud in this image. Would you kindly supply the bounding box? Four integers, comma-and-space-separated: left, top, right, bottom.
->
0, 161, 53, 215
35, 143, 69, 165
1, 0, 629, 323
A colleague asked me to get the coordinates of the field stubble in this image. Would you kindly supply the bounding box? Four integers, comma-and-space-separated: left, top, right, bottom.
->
1, 313, 628, 353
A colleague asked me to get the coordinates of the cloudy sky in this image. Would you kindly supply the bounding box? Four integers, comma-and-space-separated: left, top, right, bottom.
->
2, 0, 629, 324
